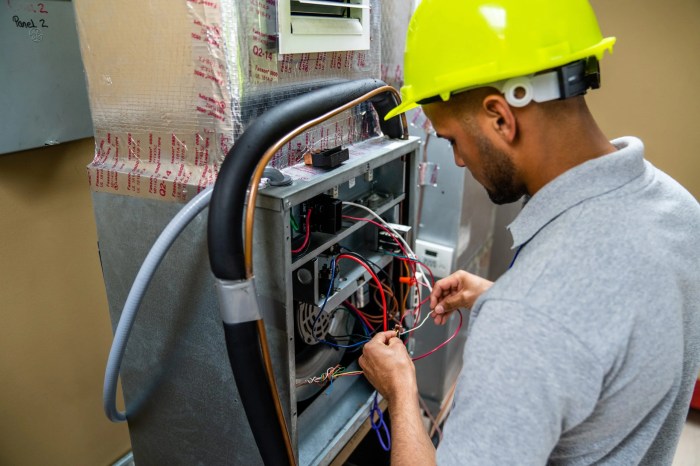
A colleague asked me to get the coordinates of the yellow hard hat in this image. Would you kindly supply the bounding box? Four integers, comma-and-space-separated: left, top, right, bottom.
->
385, 0, 616, 119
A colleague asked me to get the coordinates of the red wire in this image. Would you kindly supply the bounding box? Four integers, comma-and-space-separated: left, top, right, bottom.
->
343, 300, 374, 331
411, 309, 463, 362
337, 253, 388, 332
291, 208, 313, 254
341, 215, 416, 275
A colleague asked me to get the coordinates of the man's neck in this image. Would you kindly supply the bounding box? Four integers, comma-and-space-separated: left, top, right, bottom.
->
520, 102, 617, 195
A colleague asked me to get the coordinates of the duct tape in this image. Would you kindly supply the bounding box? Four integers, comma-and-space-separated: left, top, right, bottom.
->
215, 278, 262, 324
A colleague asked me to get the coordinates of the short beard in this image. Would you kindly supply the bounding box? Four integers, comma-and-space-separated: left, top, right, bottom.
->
475, 132, 524, 205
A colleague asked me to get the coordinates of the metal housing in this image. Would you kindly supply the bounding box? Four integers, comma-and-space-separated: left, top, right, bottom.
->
94, 137, 419, 464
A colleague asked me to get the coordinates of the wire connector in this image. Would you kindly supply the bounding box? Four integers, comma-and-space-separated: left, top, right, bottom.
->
399, 276, 417, 285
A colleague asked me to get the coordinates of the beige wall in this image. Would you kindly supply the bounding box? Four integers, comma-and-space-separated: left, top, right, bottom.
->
0, 2, 697, 465
589, 0, 700, 199
0, 139, 130, 465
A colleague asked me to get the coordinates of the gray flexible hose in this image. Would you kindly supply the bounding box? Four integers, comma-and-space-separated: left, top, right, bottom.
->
103, 186, 213, 422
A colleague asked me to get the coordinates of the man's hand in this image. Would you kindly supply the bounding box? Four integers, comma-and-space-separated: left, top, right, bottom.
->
359, 331, 417, 404
360, 332, 436, 465
430, 270, 493, 325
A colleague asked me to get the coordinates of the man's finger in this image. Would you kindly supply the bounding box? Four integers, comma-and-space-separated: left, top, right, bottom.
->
429, 280, 447, 308
369, 330, 396, 346
387, 335, 404, 347
430, 276, 459, 309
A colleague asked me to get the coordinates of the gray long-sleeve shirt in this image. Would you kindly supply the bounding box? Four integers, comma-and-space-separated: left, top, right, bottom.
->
437, 137, 700, 465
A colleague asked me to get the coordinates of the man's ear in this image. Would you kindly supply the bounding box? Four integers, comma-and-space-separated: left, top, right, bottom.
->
482, 94, 517, 144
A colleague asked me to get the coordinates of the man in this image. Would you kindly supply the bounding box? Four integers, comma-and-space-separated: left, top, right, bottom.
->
359, 0, 700, 464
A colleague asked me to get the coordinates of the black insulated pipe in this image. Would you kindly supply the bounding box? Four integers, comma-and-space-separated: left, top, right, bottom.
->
208, 78, 404, 281
208, 79, 405, 465
223, 321, 289, 465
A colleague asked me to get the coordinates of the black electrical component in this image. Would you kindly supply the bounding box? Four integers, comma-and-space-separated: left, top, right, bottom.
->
304, 194, 342, 234
304, 145, 350, 169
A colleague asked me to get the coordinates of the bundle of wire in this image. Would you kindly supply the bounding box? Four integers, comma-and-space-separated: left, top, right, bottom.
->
294, 202, 463, 452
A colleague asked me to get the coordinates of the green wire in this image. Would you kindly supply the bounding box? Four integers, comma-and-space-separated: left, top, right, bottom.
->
290, 214, 299, 232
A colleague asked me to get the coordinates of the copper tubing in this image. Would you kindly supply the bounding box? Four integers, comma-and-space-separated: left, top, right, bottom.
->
256, 319, 296, 465
245, 85, 406, 465
244, 85, 406, 277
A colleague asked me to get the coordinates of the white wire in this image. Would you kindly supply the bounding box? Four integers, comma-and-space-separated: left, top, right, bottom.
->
399, 312, 432, 336
342, 201, 433, 293
103, 186, 213, 422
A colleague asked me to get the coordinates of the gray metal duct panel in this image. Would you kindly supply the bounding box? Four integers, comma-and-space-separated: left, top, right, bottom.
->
92, 192, 275, 465
455, 170, 497, 269
414, 137, 468, 249
413, 239, 493, 414
407, 113, 497, 415
413, 312, 468, 412
413, 134, 496, 269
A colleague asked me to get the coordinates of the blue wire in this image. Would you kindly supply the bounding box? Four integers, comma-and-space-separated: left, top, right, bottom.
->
311, 254, 390, 449
370, 392, 391, 451
311, 258, 371, 349
318, 257, 336, 313
319, 339, 369, 349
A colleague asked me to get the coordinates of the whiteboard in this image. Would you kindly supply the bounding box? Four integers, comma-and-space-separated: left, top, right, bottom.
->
0, 0, 93, 155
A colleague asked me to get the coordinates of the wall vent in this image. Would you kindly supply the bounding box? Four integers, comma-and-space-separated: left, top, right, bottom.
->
278, 0, 371, 54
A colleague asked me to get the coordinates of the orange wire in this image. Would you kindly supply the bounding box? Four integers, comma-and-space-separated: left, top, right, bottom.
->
402, 260, 411, 316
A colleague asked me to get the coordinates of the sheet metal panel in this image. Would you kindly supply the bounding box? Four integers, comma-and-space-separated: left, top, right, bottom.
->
0, 1, 92, 154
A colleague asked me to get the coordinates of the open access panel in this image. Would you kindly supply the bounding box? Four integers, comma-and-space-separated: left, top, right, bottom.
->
93, 136, 419, 465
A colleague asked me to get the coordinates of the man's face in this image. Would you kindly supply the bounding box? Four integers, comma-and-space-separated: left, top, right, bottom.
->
423, 102, 524, 205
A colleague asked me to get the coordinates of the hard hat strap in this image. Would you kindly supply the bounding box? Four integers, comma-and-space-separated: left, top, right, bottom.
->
495, 58, 601, 108
418, 57, 601, 108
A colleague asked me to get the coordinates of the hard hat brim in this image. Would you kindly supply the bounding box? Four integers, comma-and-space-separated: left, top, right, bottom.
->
384, 100, 419, 121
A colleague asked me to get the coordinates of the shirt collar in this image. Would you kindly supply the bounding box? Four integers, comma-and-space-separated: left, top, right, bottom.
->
508, 136, 646, 248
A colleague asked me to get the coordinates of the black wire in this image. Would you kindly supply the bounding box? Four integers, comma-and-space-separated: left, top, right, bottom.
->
327, 306, 368, 341
327, 333, 371, 340
338, 247, 405, 327
338, 247, 392, 282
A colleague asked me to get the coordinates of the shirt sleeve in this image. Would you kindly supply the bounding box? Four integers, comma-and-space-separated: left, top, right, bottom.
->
436, 299, 604, 465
